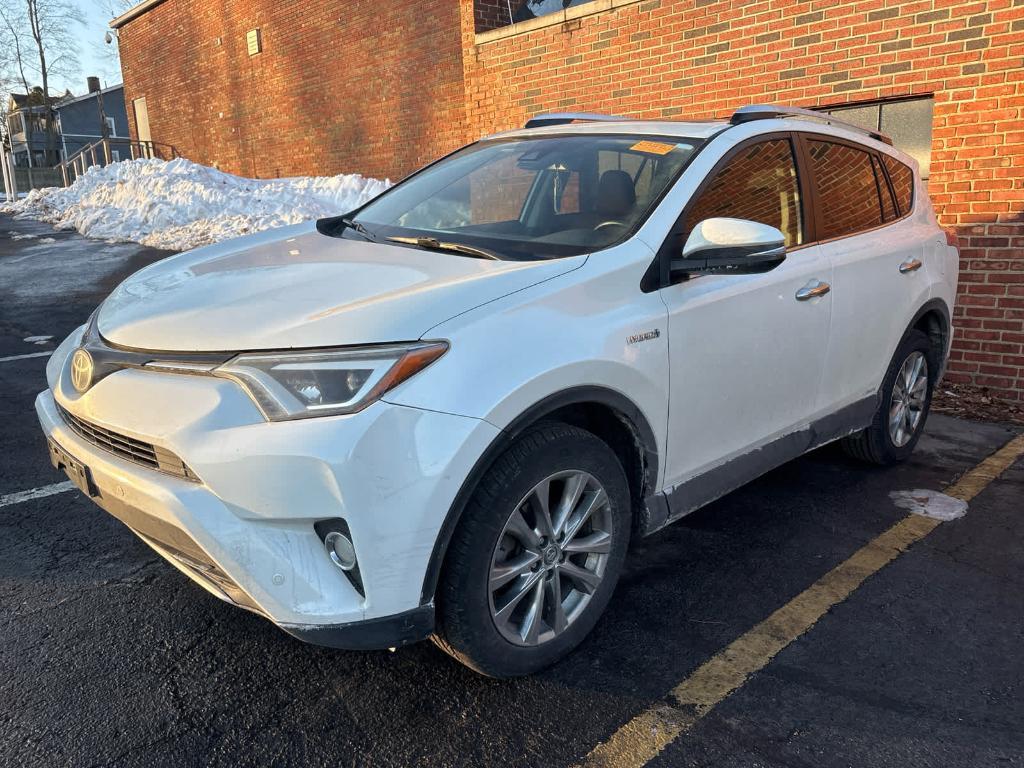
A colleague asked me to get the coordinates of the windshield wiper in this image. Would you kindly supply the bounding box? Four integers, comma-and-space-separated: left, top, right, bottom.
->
386, 236, 502, 261
340, 217, 376, 242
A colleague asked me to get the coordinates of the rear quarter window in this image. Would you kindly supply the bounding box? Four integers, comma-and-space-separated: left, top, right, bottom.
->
871, 155, 898, 221
882, 155, 915, 215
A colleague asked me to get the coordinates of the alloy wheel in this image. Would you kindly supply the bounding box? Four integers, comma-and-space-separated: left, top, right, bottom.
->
889, 350, 929, 447
488, 471, 614, 646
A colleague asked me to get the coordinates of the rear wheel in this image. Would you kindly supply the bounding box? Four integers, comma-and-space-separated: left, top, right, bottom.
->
433, 423, 631, 677
842, 329, 936, 465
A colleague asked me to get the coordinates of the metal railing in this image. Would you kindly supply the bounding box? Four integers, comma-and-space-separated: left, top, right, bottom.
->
59, 137, 180, 186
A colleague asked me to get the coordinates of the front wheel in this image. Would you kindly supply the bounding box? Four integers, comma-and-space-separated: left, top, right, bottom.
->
433, 423, 631, 677
842, 329, 936, 465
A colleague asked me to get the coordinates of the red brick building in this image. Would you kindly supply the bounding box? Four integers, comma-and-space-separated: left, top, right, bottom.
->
114, 0, 1024, 398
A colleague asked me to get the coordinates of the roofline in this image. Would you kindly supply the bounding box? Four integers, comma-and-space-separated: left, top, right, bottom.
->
486, 120, 729, 142
55, 84, 124, 108
110, 0, 167, 29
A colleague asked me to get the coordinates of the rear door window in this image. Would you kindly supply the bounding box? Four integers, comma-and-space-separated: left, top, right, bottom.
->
808, 140, 885, 240
882, 154, 915, 215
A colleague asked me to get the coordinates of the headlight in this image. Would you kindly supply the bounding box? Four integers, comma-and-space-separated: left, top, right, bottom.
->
214, 342, 448, 421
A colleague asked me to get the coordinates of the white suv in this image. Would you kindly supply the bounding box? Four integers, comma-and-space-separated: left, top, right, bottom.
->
38, 106, 958, 676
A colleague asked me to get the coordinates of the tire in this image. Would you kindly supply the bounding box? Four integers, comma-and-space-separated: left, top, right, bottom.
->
841, 329, 937, 465
432, 422, 631, 677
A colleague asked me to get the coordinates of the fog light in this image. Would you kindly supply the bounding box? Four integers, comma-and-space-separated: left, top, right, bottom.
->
325, 531, 357, 571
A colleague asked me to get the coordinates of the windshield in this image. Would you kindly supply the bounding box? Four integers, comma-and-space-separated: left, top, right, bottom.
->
344, 134, 703, 260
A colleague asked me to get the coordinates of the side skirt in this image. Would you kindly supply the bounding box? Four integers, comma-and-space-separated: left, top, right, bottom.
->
641, 395, 878, 535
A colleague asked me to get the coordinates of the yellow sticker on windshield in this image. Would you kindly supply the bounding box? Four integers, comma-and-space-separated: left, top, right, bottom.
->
630, 140, 676, 155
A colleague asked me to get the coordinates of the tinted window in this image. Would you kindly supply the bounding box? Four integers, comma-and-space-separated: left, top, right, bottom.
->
809, 140, 883, 239
683, 139, 803, 247
883, 154, 914, 215
871, 155, 897, 221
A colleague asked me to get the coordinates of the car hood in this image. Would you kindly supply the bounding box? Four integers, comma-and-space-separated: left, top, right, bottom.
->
98, 223, 584, 351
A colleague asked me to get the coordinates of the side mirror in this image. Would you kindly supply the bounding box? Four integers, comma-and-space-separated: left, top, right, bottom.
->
672, 217, 786, 276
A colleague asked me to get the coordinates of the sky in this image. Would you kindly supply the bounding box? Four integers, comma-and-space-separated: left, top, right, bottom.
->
54, 0, 123, 95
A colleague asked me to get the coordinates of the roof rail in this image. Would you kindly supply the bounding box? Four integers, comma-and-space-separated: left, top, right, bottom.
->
525, 112, 625, 129
730, 104, 894, 145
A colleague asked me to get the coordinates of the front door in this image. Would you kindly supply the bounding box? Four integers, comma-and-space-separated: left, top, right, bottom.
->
659, 136, 832, 518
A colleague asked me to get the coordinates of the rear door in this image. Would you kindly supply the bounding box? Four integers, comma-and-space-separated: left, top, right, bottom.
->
800, 135, 924, 414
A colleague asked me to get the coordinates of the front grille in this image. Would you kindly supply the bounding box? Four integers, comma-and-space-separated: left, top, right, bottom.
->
57, 404, 198, 482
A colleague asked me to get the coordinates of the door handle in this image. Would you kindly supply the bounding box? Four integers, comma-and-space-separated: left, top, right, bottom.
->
796, 280, 831, 301
899, 258, 922, 274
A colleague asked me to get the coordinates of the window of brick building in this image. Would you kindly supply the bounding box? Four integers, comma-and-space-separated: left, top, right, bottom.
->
475, 0, 596, 32
514, 0, 593, 21
820, 97, 934, 181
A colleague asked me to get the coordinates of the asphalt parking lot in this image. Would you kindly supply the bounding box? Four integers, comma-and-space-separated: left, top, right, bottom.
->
2, 214, 1023, 768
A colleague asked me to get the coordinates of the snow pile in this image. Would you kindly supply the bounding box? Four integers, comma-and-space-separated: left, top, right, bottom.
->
1, 158, 390, 250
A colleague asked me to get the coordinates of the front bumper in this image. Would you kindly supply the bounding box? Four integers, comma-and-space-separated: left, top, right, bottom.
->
37, 333, 499, 649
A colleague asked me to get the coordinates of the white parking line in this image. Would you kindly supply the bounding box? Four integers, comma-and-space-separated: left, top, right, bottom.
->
0, 351, 52, 363
0, 481, 75, 508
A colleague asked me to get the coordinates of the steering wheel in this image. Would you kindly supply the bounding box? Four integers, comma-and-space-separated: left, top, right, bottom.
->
593, 220, 627, 232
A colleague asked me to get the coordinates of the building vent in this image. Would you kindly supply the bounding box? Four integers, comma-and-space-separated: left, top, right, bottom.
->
246, 28, 262, 56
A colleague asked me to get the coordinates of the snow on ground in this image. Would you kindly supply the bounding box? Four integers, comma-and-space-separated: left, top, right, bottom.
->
1, 158, 390, 251
890, 489, 969, 521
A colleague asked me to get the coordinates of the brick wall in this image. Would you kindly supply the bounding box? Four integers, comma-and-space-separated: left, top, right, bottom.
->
459, 0, 1024, 398
118, 0, 467, 182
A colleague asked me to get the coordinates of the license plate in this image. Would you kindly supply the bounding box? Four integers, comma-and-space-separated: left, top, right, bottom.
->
48, 439, 98, 498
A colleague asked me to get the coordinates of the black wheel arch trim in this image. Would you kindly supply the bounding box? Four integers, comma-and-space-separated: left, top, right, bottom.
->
910, 297, 951, 330
906, 297, 952, 375
419, 385, 659, 607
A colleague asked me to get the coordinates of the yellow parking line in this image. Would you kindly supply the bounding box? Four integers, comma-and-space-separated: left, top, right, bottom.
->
578, 432, 1024, 768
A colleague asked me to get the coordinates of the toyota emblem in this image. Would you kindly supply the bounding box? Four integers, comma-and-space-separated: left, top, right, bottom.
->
70, 348, 95, 393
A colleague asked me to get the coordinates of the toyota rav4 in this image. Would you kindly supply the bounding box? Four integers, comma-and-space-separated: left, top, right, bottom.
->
38, 105, 959, 676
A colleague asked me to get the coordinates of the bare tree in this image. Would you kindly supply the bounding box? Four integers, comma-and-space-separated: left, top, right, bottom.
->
0, 2, 37, 183
25, 0, 83, 161
0, 66, 11, 157
91, 0, 133, 85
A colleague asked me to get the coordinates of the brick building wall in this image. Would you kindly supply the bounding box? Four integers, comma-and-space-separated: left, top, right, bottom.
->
117, 0, 467, 182
116, 0, 1024, 397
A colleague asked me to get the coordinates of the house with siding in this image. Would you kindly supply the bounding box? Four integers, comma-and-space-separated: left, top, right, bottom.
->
55, 81, 130, 163
109, 0, 1024, 399
4, 90, 66, 168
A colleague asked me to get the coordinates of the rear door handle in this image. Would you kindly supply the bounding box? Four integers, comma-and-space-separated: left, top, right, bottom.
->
899, 258, 922, 274
796, 280, 831, 301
